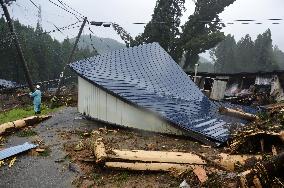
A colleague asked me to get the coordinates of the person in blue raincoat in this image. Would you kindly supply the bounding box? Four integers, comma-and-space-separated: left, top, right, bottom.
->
30, 85, 42, 114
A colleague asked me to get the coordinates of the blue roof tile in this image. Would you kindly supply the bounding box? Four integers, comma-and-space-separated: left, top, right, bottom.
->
69, 43, 257, 144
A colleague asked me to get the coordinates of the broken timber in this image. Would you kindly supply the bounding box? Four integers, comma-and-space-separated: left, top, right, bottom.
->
109, 149, 206, 165
239, 152, 284, 187
229, 131, 284, 153
0, 115, 51, 135
93, 137, 107, 163
93, 138, 262, 172
219, 107, 259, 121
105, 162, 197, 172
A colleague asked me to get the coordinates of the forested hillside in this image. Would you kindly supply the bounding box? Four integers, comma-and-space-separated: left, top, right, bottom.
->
210, 29, 284, 73
0, 18, 124, 84
75, 35, 125, 55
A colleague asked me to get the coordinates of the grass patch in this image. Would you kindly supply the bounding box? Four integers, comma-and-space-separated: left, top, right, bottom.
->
117, 171, 129, 182
0, 104, 60, 124
92, 172, 104, 186
16, 129, 37, 137
38, 148, 51, 157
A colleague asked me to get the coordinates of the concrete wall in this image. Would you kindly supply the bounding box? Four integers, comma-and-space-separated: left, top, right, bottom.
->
78, 76, 185, 135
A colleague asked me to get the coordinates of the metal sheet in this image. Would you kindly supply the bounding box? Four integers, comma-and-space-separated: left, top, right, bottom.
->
0, 79, 18, 89
0, 142, 38, 160
70, 42, 257, 143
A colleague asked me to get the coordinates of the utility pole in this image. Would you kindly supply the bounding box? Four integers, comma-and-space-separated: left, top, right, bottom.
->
52, 17, 87, 102
0, 0, 35, 92
194, 63, 199, 83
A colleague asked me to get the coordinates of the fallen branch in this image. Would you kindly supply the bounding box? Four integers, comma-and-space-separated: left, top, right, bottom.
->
219, 107, 259, 121
0, 115, 51, 135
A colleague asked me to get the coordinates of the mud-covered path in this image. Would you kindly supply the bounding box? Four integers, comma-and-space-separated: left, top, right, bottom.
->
0, 107, 99, 188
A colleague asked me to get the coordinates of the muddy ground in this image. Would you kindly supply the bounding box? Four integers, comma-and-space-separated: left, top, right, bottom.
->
0, 107, 240, 188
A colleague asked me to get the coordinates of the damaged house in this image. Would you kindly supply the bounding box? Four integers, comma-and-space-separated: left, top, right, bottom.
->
70, 43, 256, 145
189, 72, 284, 102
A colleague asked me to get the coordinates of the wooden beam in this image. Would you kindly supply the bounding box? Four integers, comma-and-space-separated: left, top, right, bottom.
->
105, 162, 197, 172
109, 149, 206, 165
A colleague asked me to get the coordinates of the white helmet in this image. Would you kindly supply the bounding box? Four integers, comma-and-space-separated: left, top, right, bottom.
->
36, 85, 40, 89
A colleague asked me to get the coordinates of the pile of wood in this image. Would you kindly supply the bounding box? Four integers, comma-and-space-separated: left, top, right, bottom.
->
93, 136, 284, 186
93, 138, 262, 174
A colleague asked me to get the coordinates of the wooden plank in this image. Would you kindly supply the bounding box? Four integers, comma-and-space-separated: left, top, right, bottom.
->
110, 149, 206, 165
105, 162, 197, 172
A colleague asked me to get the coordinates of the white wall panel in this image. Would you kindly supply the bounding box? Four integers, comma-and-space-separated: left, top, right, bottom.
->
78, 76, 185, 135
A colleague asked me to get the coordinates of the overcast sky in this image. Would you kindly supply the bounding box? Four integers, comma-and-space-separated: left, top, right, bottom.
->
5, 0, 284, 56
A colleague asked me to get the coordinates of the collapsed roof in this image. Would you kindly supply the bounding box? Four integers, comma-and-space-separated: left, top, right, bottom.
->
70, 42, 257, 144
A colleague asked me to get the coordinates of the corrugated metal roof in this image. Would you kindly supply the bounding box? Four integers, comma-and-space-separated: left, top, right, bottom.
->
0, 79, 18, 89
0, 142, 38, 160
69, 42, 257, 144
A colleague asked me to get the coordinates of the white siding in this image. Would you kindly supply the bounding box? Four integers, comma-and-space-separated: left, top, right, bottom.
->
210, 80, 227, 100
78, 76, 185, 135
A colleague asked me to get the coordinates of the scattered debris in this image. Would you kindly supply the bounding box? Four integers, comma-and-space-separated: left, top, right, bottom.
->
8, 157, 16, 168
193, 166, 208, 183
230, 131, 284, 154
272, 145, 277, 156
218, 153, 262, 171
0, 160, 4, 167
69, 162, 82, 174
238, 152, 284, 187
0, 142, 38, 160
92, 138, 264, 176
179, 180, 190, 188
35, 148, 45, 153
74, 141, 84, 151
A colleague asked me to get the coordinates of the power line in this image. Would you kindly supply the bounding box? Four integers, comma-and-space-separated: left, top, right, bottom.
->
47, 0, 84, 21
18, 1, 81, 36
57, 0, 84, 18
43, 21, 81, 34
28, 0, 39, 9
88, 26, 111, 50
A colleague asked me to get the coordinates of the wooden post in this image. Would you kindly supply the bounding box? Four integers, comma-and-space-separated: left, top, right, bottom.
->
0, 0, 34, 92
53, 17, 87, 98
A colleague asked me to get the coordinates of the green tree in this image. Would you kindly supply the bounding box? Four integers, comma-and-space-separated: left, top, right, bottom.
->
180, 0, 236, 69
274, 45, 284, 70
254, 29, 278, 71
235, 34, 255, 72
214, 34, 236, 73
135, 0, 185, 61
